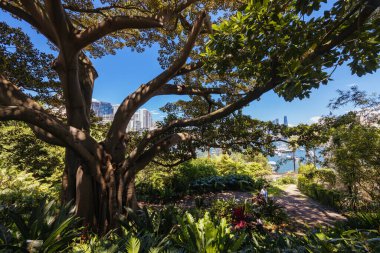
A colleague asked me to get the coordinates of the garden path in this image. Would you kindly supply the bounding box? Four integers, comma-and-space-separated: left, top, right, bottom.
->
275, 184, 346, 229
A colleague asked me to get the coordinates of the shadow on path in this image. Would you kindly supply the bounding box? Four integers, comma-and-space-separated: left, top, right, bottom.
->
275, 184, 346, 229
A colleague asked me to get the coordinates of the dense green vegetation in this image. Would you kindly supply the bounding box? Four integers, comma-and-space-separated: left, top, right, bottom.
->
1, 0, 380, 251
136, 154, 271, 202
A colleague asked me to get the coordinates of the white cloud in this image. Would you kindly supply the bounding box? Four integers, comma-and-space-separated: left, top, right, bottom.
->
347, 83, 357, 87
150, 110, 161, 115
309, 116, 321, 123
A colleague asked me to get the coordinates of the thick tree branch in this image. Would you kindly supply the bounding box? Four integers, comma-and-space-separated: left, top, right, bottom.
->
125, 132, 192, 173
63, 3, 151, 15
106, 12, 206, 154
0, 105, 93, 163
174, 61, 204, 77
0, 105, 107, 191
155, 84, 222, 96
18, 0, 56, 42
0, 75, 98, 149
75, 16, 163, 50
0, 1, 56, 44
45, 0, 71, 46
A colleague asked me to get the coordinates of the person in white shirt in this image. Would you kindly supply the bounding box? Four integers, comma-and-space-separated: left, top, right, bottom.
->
260, 185, 268, 202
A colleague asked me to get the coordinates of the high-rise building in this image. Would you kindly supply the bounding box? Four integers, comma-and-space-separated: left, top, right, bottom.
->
112, 104, 120, 115
272, 118, 279, 125
284, 116, 288, 126
91, 99, 113, 117
126, 108, 154, 132
92, 99, 155, 131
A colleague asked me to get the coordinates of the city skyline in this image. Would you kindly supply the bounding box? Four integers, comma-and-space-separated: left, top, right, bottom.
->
91, 98, 155, 131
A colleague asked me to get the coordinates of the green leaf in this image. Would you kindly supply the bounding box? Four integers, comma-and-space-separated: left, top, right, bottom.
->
126, 236, 141, 253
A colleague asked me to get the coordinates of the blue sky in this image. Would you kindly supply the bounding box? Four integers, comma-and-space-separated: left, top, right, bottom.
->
2, 9, 380, 125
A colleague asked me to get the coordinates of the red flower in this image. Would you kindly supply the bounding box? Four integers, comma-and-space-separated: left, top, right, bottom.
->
234, 220, 248, 230
232, 206, 245, 220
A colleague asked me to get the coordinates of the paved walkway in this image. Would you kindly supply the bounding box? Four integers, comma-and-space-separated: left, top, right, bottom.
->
275, 184, 346, 228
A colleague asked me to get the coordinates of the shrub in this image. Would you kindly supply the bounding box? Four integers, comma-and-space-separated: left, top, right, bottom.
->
315, 168, 337, 187
298, 164, 317, 179
0, 167, 59, 214
215, 155, 272, 178
189, 174, 264, 193
174, 158, 218, 192
276, 174, 297, 185
298, 175, 343, 210
340, 212, 380, 230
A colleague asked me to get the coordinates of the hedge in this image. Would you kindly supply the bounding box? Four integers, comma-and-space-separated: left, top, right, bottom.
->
298, 175, 342, 210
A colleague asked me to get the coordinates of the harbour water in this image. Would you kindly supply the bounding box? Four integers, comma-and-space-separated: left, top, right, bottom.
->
268, 144, 323, 174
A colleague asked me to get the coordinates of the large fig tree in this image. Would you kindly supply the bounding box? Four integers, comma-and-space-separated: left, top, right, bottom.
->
0, 0, 379, 233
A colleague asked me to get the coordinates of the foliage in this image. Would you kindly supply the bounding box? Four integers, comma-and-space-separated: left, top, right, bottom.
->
189, 174, 265, 194
137, 155, 271, 202
214, 154, 272, 178
275, 174, 297, 185
325, 113, 380, 209
340, 212, 380, 231
315, 168, 337, 187
0, 200, 80, 253
136, 158, 219, 201
0, 122, 64, 182
0, 167, 59, 215
298, 174, 343, 210
0, 22, 59, 104
175, 158, 219, 192
1, 200, 379, 252
204, 0, 380, 101
171, 212, 245, 253
209, 196, 288, 227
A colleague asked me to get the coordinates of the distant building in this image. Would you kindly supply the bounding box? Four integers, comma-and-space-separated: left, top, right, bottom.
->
112, 104, 120, 115
127, 108, 154, 131
272, 118, 279, 125
91, 99, 155, 130
284, 116, 288, 126
91, 99, 113, 118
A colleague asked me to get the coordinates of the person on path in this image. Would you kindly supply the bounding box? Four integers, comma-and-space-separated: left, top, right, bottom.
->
260, 185, 268, 202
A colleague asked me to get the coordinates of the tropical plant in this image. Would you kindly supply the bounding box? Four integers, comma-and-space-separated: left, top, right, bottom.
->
171, 212, 245, 252
0, 200, 80, 253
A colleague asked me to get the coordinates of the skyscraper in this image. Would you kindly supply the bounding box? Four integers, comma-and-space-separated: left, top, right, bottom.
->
126, 108, 154, 132
92, 99, 155, 131
91, 99, 113, 117
284, 116, 288, 126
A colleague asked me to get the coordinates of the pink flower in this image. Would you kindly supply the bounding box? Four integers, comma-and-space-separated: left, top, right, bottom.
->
234, 220, 248, 230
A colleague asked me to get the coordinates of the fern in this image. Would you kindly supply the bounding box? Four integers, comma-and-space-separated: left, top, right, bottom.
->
126, 236, 141, 253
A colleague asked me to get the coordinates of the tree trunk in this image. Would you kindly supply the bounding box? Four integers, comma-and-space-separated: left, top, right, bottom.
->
55, 52, 142, 233
125, 175, 139, 210
62, 148, 81, 203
